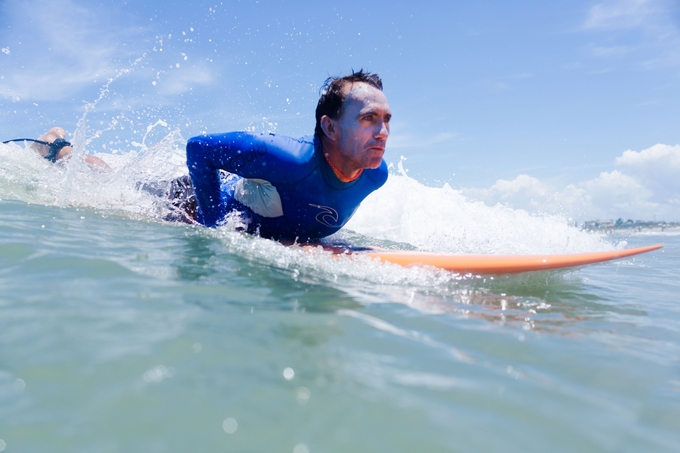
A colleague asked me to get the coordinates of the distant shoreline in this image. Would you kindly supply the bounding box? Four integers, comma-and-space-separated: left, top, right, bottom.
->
582, 220, 680, 233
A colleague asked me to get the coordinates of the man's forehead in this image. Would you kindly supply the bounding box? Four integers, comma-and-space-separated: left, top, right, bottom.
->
343, 82, 389, 109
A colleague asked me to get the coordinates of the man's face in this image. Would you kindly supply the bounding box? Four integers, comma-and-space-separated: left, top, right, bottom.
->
334, 82, 391, 170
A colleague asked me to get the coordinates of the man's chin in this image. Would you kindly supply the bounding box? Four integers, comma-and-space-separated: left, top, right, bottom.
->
364, 157, 383, 169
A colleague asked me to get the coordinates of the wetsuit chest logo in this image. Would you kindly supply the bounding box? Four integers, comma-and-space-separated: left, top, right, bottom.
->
309, 204, 339, 227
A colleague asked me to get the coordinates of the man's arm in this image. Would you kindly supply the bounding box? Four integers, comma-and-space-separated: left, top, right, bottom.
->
186, 136, 225, 227
186, 132, 314, 227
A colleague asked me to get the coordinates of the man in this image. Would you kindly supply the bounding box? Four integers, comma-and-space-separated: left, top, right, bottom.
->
22, 70, 391, 239
186, 70, 391, 241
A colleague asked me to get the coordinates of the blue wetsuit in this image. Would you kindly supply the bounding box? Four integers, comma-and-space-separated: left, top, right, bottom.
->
186, 132, 388, 241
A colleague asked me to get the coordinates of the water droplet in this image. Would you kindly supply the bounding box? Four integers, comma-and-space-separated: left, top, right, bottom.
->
296, 386, 310, 405
223, 417, 238, 434
143, 365, 175, 383
283, 367, 295, 380
293, 443, 309, 453
14, 378, 26, 391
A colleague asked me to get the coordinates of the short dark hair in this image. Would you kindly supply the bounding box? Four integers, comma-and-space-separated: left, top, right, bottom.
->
315, 69, 383, 138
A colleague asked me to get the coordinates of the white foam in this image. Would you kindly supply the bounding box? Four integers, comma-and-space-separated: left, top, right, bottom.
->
345, 169, 610, 255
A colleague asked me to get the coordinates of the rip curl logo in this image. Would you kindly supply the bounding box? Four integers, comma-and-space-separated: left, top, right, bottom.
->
309, 204, 339, 227
224, 143, 268, 173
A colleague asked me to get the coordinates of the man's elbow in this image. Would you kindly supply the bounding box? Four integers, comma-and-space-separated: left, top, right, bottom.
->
186, 137, 205, 168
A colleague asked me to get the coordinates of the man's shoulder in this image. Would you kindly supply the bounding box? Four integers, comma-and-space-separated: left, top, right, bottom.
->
257, 133, 318, 164
261, 133, 315, 149
189, 132, 316, 154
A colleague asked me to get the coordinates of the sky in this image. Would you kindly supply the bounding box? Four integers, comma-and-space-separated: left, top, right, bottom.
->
1, 0, 679, 221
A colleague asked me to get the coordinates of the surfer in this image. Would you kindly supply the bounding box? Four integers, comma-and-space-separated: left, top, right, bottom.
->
186, 69, 391, 240
17, 70, 391, 240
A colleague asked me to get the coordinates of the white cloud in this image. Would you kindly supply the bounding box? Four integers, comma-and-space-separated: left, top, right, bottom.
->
463, 175, 594, 218
581, 170, 658, 214
0, 0, 222, 118
612, 144, 680, 214
155, 64, 215, 96
584, 0, 668, 30
490, 174, 547, 198
615, 144, 680, 193
388, 130, 459, 149
462, 144, 680, 221
582, 0, 680, 67
0, 0, 145, 101
588, 44, 636, 57
463, 174, 554, 210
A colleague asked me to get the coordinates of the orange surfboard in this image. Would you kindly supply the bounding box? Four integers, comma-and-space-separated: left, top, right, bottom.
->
352, 244, 663, 275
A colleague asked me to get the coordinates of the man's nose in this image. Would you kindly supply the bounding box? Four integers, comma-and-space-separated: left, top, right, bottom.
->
375, 121, 389, 140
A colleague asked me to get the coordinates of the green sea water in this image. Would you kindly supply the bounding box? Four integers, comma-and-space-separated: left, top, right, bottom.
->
0, 140, 678, 453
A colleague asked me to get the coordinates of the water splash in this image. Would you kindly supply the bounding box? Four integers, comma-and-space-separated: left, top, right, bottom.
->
0, 128, 187, 221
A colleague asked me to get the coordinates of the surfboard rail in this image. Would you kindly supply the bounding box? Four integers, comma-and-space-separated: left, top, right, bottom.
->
359, 244, 663, 275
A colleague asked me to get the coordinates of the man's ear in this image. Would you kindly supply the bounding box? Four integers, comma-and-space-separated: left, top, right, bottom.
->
320, 115, 337, 141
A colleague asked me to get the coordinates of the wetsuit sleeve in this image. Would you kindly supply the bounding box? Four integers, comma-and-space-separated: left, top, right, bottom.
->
186, 132, 313, 227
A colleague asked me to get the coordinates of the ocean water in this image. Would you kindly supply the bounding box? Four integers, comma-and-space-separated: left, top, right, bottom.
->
0, 136, 678, 453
